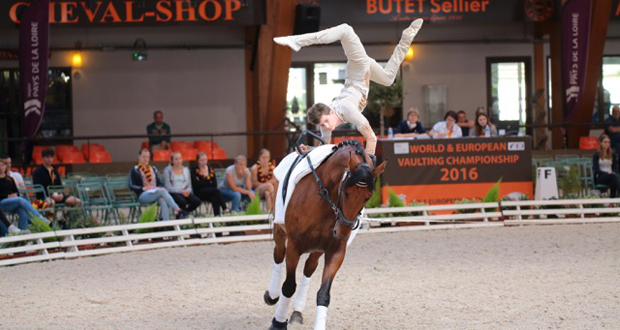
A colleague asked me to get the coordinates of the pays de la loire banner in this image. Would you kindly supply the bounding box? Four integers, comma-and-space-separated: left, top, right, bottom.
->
377, 137, 532, 205
3, 0, 264, 27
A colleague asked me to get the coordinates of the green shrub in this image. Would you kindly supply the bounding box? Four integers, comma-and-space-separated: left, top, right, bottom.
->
365, 177, 382, 208
245, 197, 262, 215
559, 165, 582, 199
454, 198, 481, 214
482, 177, 503, 212
136, 203, 158, 234
387, 188, 404, 208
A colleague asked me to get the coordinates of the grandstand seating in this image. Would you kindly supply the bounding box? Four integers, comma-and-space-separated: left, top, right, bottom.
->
211, 148, 227, 160
180, 148, 198, 161
170, 141, 193, 151
153, 149, 172, 162
90, 151, 112, 163
61, 151, 86, 164
81, 143, 106, 160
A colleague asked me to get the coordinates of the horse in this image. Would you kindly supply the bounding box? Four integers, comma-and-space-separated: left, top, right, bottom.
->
264, 139, 387, 330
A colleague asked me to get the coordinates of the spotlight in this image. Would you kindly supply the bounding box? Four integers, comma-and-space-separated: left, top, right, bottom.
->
405, 46, 414, 61
72, 53, 83, 67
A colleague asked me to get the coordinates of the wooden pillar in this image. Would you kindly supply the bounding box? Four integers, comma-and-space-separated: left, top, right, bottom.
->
565, 0, 612, 148
549, 22, 565, 149
245, 0, 296, 159
532, 34, 549, 150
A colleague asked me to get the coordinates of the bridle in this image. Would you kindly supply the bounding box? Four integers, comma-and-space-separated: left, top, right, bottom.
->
304, 140, 370, 230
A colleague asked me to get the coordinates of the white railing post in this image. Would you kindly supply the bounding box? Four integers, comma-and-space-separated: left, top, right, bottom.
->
579, 203, 585, 219
174, 225, 184, 241
123, 229, 132, 248
423, 210, 429, 226
481, 206, 488, 223
36, 238, 48, 255
516, 205, 522, 220
64, 235, 78, 253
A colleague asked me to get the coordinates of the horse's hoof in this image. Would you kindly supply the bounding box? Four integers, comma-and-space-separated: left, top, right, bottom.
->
289, 311, 303, 325
264, 290, 279, 306
268, 317, 288, 329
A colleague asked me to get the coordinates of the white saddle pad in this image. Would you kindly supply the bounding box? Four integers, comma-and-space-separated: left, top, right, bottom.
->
273, 145, 336, 224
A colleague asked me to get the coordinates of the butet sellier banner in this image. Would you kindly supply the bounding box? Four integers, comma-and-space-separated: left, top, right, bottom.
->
378, 137, 532, 205
4, 0, 265, 26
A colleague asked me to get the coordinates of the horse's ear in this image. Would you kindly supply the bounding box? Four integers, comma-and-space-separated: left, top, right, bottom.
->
373, 160, 387, 177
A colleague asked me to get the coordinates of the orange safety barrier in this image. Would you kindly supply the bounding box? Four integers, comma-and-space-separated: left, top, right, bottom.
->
180, 149, 198, 161
90, 151, 112, 163
62, 151, 85, 164
153, 149, 172, 162
579, 136, 599, 150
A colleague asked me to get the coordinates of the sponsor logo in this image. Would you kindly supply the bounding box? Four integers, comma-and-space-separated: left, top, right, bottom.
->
394, 142, 409, 155
24, 99, 42, 117
508, 142, 525, 151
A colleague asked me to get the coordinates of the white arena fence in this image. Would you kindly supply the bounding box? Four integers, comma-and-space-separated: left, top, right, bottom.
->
2, 198, 620, 267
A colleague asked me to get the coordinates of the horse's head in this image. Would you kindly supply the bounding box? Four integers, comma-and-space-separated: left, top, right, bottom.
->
330, 140, 387, 241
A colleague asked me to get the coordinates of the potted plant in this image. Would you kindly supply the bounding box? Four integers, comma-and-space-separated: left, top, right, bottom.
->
366, 77, 403, 137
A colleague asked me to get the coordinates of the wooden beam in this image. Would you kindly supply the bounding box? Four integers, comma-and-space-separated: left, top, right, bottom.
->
245, 0, 295, 159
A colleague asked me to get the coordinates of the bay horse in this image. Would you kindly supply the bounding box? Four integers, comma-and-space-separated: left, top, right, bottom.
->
265, 139, 386, 330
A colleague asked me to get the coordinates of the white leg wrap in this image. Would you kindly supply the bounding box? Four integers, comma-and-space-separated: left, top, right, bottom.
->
313, 306, 328, 330
268, 262, 284, 299
274, 295, 291, 323
292, 275, 311, 312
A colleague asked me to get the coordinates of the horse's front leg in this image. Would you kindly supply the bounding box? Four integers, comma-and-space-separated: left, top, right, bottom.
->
265, 225, 287, 305
269, 242, 302, 330
290, 251, 323, 325
314, 246, 347, 330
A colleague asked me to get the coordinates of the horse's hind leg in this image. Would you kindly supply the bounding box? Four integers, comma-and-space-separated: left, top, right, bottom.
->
269, 243, 302, 330
265, 224, 287, 305
290, 251, 323, 325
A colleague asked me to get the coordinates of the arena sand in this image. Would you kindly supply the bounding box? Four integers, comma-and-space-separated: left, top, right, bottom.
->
1, 223, 619, 329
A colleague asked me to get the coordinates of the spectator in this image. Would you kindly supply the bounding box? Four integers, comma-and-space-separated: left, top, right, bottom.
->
219, 155, 255, 212
0, 208, 22, 236
394, 108, 427, 138
146, 110, 171, 151
191, 152, 228, 216
0, 160, 48, 233
429, 111, 462, 139
604, 106, 620, 151
251, 149, 276, 213
456, 110, 474, 137
471, 112, 498, 137
129, 149, 180, 220
32, 149, 81, 207
163, 151, 201, 218
0, 154, 24, 187
593, 134, 620, 197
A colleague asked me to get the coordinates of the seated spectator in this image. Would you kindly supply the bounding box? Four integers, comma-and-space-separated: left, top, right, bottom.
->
0, 208, 23, 236
456, 110, 474, 137
0, 154, 25, 188
219, 155, 255, 212
0, 160, 48, 233
251, 149, 276, 213
129, 149, 180, 220
429, 111, 462, 139
32, 149, 81, 207
593, 134, 620, 197
394, 108, 427, 138
471, 113, 498, 137
604, 106, 620, 151
147, 110, 171, 151
163, 152, 201, 218
191, 152, 228, 216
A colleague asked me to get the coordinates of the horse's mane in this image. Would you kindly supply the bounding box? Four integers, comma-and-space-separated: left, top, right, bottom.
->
327, 139, 375, 192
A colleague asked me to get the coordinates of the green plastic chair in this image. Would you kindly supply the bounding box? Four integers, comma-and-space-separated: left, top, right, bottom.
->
105, 180, 141, 223
77, 182, 116, 225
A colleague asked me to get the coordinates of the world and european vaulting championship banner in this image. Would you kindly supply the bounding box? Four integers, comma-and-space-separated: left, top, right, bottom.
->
19, 0, 49, 137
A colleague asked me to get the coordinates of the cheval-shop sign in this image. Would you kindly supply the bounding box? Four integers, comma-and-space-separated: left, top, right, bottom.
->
377, 137, 532, 205
4, 0, 264, 26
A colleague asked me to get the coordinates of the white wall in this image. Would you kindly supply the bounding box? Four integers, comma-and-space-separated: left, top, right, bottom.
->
57, 48, 247, 162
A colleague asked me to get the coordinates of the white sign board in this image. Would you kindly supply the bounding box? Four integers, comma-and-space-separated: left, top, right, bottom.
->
535, 167, 559, 200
